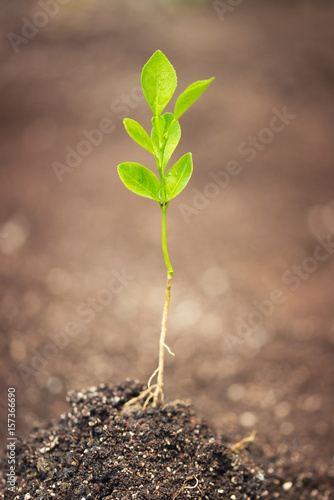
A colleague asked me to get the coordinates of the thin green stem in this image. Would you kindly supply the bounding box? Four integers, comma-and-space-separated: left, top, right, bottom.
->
150, 203, 173, 407
161, 203, 173, 275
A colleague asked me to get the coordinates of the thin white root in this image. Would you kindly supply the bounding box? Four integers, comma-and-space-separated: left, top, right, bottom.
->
147, 367, 160, 388
164, 343, 175, 356
184, 476, 199, 490
123, 384, 158, 408
124, 270, 174, 411
230, 430, 257, 454
172, 476, 200, 499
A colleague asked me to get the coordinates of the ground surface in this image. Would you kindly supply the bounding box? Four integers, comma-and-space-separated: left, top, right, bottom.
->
0, 380, 331, 499
0, 0, 334, 498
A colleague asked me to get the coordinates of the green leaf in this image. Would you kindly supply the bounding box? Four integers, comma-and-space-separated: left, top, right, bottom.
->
151, 115, 166, 161
152, 115, 165, 144
162, 113, 181, 168
118, 162, 161, 201
174, 77, 215, 120
151, 113, 181, 169
141, 50, 177, 116
165, 153, 193, 201
123, 118, 154, 154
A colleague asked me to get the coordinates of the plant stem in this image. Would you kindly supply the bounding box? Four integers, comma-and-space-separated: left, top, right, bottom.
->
151, 202, 173, 407
161, 202, 173, 275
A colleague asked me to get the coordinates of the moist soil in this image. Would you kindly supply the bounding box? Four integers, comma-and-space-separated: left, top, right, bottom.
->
0, 380, 332, 500
1, 1, 334, 499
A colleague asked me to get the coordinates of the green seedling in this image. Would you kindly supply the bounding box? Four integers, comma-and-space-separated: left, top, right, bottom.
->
117, 50, 214, 408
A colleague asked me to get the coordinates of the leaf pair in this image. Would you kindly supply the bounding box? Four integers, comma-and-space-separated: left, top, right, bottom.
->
118, 153, 193, 202
117, 50, 214, 204
141, 50, 214, 120
123, 113, 181, 171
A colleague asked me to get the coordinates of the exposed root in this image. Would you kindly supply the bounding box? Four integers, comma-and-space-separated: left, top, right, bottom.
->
230, 430, 257, 454
147, 367, 160, 387
123, 366, 164, 410
123, 385, 159, 409
124, 269, 174, 411
172, 476, 200, 499
164, 343, 175, 356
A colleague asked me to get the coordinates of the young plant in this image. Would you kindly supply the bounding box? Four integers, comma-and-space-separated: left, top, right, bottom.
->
117, 50, 214, 408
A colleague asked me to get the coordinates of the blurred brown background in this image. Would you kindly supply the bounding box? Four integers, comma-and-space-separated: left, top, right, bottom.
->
0, 0, 334, 483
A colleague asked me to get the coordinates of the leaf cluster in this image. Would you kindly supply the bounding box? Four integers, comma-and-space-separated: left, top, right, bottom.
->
118, 50, 214, 204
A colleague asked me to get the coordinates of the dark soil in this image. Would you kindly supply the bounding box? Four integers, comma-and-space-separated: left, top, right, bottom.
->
1, 1, 334, 499
0, 380, 332, 500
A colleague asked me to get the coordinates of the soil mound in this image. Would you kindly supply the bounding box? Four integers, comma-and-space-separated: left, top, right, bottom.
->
1, 380, 269, 499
